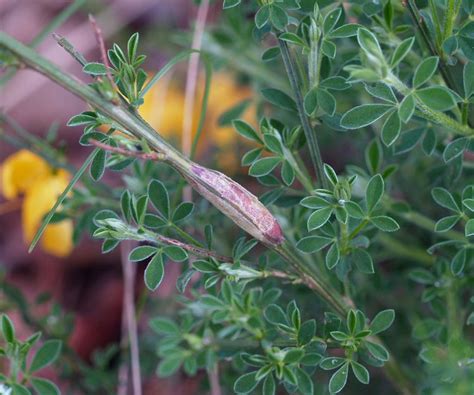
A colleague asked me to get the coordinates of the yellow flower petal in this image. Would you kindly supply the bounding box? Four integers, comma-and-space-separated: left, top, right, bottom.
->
41, 221, 74, 257
22, 169, 73, 257
1, 149, 51, 200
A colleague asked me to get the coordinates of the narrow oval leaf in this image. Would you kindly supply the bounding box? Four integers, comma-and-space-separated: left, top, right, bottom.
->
297, 236, 333, 253
144, 253, 164, 291
341, 104, 391, 129
329, 362, 349, 393
370, 309, 395, 334
307, 207, 333, 231
30, 340, 62, 373
148, 180, 170, 219
366, 174, 384, 212
413, 56, 439, 87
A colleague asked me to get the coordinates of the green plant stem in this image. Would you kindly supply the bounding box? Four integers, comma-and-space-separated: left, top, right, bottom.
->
446, 280, 461, 340
349, 219, 369, 240
405, 0, 459, 92
278, 39, 327, 189
388, 205, 465, 242
377, 233, 435, 266
0, 32, 415, 395
462, 101, 469, 125
443, 0, 461, 43
275, 242, 350, 317
385, 72, 474, 136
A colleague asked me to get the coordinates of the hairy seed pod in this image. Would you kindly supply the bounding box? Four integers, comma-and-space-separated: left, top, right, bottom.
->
184, 164, 284, 246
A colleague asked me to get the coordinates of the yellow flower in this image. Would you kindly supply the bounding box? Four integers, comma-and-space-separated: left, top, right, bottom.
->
138, 72, 256, 173
1, 149, 50, 199
139, 79, 199, 141
1, 150, 73, 257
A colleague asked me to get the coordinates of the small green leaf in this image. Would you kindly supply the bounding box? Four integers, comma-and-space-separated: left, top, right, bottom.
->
463, 198, 474, 211
300, 196, 331, 209
10, 384, 32, 395
295, 367, 314, 394
398, 94, 415, 123
451, 248, 466, 275
390, 37, 415, 68
255, 5, 270, 29
303, 88, 318, 115
371, 216, 400, 232
329, 362, 349, 393
298, 319, 316, 346
279, 32, 306, 47
463, 62, 474, 98
284, 349, 304, 364
129, 246, 157, 262
366, 341, 389, 361
270, 5, 288, 30
262, 374, 276, 395
249, 157, 281, 177
67, 112, 97, 126
341, 104, 392, 129
157, 356, 182, 377
261, 88, 296, 112
265, 304, 288, 326
432, 187, 460, 211
351, 361, 370, 384
413, 56, 439, 87
357, 28, 382, 58
90, 148, 106, 181
417, 86, 456, 111
148, 180, 170, 219
262, 47, 280, 62
329, 24, 361, 38
83, 62, 107, 75
326, 243, 340, 269
173, 202, 194, 222
1, 315, 15, 343
320, 357, 346, 370
281, 161, 295, 186
365, 139, 383, 174
234, 371, 259, 393
307, 207, 333, 231
233, 120, 262, 143
317, 88, 336, 116
323, 8, 342, 34
370, 309, 395, 334
352, 249, 374, 274
30, 340, 62, 373
127, 32, 139, 62
443, 138, 468, 162
435, 215, 460, 232
31, 378, 60, 395
150, 317, 179, 334
465, 219, 474, 237
263, 134, 283, 155
381, 110, 401, 146
163, 246, 188, 262
366, 174, 384, 212
297, 236, 333, 253
223, 0, 241, 9
145, 253, 164, 291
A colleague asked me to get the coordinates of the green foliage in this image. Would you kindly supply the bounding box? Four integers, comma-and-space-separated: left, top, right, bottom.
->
1, 0, 474, 393
0, 314, 62, 394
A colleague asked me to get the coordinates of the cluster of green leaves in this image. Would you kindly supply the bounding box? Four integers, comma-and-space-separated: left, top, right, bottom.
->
92, 178, 197, 290
233, 118, 307, 190
296, 164, 399, 278
82, 32, 147, 106
150, 279, 395, 394
0, 315, 62, 395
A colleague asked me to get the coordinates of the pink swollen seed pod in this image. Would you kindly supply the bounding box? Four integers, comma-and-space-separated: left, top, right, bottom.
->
185, 164, 284, 246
